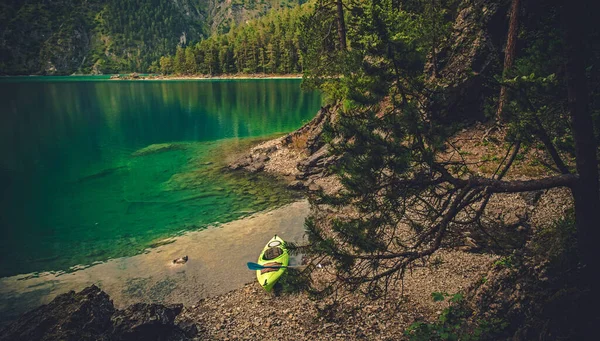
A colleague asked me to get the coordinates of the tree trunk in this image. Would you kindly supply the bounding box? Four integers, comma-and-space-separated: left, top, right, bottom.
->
496, 0, 520, 121
430, 0, 439, 78
564, 0, 600, 291
336, 0, 347, 51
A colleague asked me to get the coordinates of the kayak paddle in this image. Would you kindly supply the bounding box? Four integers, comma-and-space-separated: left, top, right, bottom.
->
246, 262, 288, 270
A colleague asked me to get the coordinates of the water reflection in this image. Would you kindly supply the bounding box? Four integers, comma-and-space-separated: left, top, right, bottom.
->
0, 80, 319, 173
0, 79, 321, 277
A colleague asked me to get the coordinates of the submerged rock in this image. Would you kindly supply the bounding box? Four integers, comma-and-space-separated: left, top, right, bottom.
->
228, 155, 253, 170
76, 166, 127, 182
131, 143, 188, 157
0, 285, 194, 341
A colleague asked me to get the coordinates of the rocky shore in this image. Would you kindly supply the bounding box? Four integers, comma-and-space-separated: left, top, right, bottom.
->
1, 108, 575, 339
228, 105, 342, 195
0, 248, 496, 341
0, 285, 195, 341
219, 102, 575, 340
1, 0, 588, 337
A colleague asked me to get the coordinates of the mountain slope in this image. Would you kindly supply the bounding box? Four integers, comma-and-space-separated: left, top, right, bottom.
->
0, 0, 304, 75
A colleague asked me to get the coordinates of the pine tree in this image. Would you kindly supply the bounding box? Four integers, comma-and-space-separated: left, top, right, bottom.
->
174, 46, 186, 74
159, 56, 174, 74
185, 46, 197, 74
296, 1, 600, 319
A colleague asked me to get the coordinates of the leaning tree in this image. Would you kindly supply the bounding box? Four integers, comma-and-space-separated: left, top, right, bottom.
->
297, 0, 599, 306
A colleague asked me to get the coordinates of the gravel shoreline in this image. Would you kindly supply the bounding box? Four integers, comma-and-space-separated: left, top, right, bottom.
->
176, 250, 496, 340
203, 114, 506, 340
1, 112, 573, 339
215, 114, 574, 340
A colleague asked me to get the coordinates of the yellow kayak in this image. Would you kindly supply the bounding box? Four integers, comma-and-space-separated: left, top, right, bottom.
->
256, 235, 289, 292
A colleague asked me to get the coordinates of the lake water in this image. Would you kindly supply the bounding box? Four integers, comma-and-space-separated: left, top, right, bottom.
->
0, 77, 321, 278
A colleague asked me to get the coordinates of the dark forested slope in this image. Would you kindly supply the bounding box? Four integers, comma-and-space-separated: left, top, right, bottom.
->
0, 0, 305, 75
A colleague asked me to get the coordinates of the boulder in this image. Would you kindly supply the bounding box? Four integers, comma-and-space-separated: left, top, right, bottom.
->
0, 286, 195, 341
296, 146, 337, 180
228, 156, 253, 170
246, 162, 266, 173
111, 303, 185, 341
228, 153, 270, 173
0, 285, 114, 341
287, 180, 306, 190
519, 190, 544, 206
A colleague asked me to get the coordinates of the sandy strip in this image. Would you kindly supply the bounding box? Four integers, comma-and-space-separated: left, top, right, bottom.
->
112, 74, 303, 81
0, 200, 309, 324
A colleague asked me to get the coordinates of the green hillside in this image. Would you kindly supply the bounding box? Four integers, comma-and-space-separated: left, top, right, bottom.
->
158, 3, 311, 75
0, 0, 305, 75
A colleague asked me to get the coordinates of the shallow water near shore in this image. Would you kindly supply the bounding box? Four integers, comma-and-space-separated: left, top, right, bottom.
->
0, 200, 310, 325
0, 78, 320, 279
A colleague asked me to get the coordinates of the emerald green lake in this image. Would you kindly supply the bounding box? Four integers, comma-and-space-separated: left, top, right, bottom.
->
0, 78, 321, 278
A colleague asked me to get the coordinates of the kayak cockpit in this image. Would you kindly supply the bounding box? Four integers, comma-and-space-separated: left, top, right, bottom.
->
256, 235, 289, 292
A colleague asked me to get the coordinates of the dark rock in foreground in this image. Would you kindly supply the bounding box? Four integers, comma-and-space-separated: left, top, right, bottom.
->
0, 285, 195, 341
112, 303, 185, 341
0, 286, 114, 341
